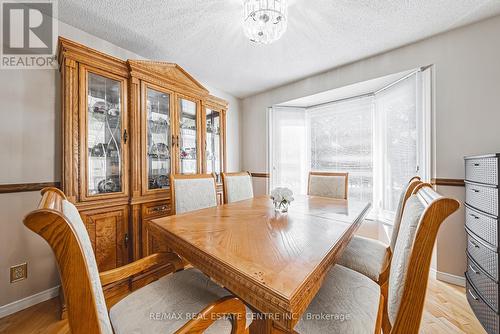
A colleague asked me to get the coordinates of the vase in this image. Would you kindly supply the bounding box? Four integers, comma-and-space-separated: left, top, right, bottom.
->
274, 200, 289, 213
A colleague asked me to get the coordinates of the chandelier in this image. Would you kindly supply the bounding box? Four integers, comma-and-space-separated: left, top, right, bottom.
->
243, 0, 288, 44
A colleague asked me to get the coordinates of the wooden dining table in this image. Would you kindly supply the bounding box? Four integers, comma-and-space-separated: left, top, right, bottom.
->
148, 195, 371, 333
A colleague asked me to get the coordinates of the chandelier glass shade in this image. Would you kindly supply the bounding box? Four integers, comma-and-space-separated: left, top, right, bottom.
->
243, 0, 288, 44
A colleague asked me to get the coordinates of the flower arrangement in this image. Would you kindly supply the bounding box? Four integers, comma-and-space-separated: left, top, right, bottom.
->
270, 187, 294, 213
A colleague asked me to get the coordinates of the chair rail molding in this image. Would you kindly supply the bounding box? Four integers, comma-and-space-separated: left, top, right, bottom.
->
431, 178, 465, 187
250, 172, 269, 178
0, 182, 61, 194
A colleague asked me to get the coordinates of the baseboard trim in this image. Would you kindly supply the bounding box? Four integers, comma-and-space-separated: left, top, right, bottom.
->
432, 269, 466, 287
0, 285, 60, 319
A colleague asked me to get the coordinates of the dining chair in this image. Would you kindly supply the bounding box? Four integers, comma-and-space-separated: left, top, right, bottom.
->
307, 171, 348, 199
221, 171, 254, 203
24, 188, 251, 334
294, 183, 459, 334
170, 173, 217, 214
336, 176, 422, 284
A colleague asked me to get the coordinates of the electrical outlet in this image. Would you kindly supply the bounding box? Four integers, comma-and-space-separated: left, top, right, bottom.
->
10, 263, 27, 283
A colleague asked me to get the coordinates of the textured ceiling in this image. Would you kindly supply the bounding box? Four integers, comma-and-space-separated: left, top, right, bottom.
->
58, 0, 500, 98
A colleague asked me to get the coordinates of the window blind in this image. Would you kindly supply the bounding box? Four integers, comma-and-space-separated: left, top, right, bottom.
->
376, 75, 418, 219
309, 96, 375, 202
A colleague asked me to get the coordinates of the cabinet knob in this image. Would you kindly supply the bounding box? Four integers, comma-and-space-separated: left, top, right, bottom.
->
124, 233, 129, 248
123, 129, 128, 144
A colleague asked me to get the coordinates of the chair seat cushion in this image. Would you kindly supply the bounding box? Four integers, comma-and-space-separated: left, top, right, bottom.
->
336, 235, 389, 282
110, 268, 252, 334
295, 265, 381, 334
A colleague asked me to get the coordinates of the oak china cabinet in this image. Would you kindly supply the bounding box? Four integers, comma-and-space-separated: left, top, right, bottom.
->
58, 37, 228, 270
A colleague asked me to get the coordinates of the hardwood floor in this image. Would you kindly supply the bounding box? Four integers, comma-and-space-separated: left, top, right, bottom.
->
0, 298, 68, 334
0, 275, 486, 334
420, 277, 486, 334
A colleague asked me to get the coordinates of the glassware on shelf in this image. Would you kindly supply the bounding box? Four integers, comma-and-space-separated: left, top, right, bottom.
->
180, 147, 197, 160
179, 98, 198, 174
149, 174, 170, 189
87, 72, 123, 195
146, 88, 171, 190
148, 143, 170, 159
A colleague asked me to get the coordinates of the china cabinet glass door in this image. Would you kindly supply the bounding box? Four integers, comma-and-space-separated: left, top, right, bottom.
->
146, 87, 171, 190
205, 108, 222, 183
178, 98, 198, 174
87, 72, 124, 196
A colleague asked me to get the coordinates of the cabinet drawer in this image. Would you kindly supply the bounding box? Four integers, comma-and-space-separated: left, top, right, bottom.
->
467, 256, 499, 312
467, 232, 498, 281
143, 201, 171, 219
466, 157, 499, 185
466, 204, 499, 248
466, 277, 499, 334
466, 182, 499, 217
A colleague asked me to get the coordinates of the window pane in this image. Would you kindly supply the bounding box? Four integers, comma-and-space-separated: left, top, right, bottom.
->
270, 107, 307, 195
269, 71, 424, 221
310, 97, 374, 202
377, 76, 418, 213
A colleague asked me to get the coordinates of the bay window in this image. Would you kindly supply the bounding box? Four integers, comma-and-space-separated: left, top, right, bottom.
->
269, 69, 431, 222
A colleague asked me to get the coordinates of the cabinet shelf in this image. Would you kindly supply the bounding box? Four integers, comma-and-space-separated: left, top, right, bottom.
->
148, 158, 171, 163
149, 131, 170, 136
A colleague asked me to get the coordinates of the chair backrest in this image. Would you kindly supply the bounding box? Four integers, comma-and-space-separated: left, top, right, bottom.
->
387, 183, 459, 334
221, 171, 254, 203
23, 188, 113, 334
170, 174, 217, 214
389, 176, 422, 252
307, 172, 348, 199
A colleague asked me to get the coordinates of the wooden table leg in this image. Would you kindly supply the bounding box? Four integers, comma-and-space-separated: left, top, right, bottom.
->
249, 315, 292, 334
249, 316, 271, 334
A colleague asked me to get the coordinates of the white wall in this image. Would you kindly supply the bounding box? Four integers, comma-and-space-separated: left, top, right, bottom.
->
0, 20, 242, 310
242, 15, 500, 279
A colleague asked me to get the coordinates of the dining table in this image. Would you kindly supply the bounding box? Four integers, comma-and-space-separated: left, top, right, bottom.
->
148, 194, 371, 333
